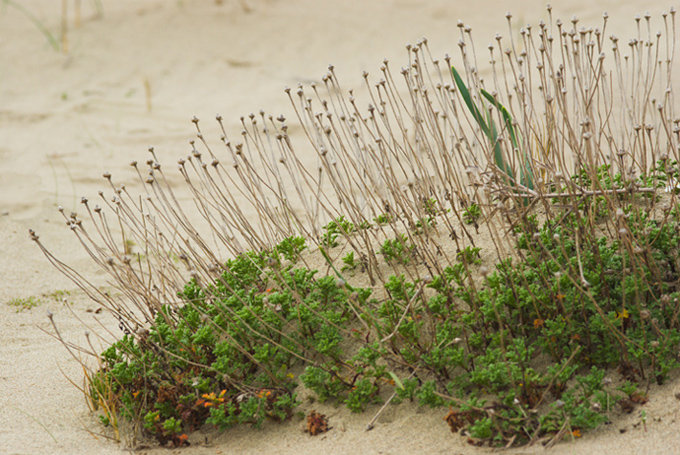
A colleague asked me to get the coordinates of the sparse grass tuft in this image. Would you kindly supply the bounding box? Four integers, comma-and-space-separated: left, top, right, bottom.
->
7, 296, 41, 311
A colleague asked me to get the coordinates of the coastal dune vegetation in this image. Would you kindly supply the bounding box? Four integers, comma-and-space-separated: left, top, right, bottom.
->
32, 5, 680, 448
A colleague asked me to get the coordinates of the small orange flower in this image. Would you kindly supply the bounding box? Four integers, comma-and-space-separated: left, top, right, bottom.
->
533, 318, 544, 328
571, 334, 580, 340
572, 429, 582, 438
555, 294, 566, 300
200, 391, 225, 407
177, 434, 189, 447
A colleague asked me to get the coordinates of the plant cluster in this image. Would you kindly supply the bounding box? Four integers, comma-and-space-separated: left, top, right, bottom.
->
32, 6, 680, 449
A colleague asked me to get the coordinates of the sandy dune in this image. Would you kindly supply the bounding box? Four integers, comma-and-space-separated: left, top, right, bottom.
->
1, 1, 679, 453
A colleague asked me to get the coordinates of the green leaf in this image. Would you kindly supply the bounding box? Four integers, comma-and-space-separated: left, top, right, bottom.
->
480, 89, 534, 191
388, 371, 405, 390
451, 66, 490, 137
452, 67, 514, 184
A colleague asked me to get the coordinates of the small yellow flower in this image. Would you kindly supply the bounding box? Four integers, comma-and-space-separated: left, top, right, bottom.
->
616, 309, 630, 319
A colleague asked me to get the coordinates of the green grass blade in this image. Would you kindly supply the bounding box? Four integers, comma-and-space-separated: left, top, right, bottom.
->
452, 66, 490, 137
452, 66, 532, 200
388, 371, 404, 390
488, 118, 515, 183
480, 89, 534, 191
480, 89, 520, 151
3, 0, 60, 51
453, 66, 513, 182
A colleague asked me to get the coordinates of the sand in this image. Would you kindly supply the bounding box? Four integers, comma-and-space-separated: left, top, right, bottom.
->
1, 0, 680, 453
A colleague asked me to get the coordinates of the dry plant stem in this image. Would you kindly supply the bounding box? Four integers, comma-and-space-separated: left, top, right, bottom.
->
9, 406, 58, 443
74, 0, 80, 27
45, 309, 94, 364
365, 368, 419, 432
380, 285, 424, 343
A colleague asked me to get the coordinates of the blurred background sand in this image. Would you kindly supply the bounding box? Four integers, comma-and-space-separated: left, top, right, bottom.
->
1, 1, 679, 453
